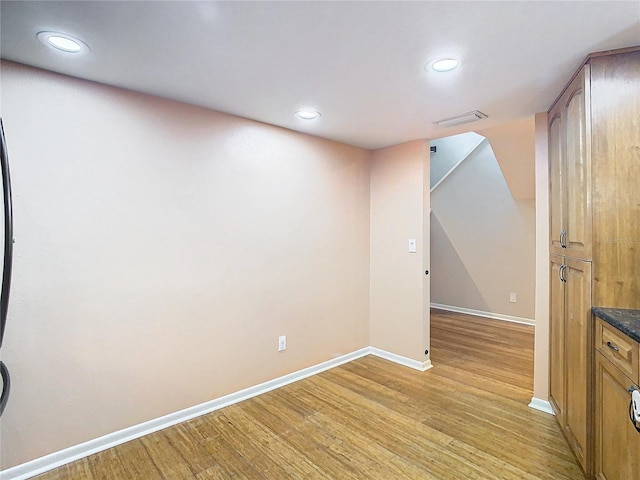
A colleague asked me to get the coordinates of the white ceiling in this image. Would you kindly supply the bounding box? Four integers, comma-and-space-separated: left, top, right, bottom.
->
1, 1, 639, 149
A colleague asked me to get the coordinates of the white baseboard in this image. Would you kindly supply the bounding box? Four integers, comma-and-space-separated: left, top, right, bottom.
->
431, 303, 535, 326
0, 346, 432, 480
370, 347, 433, 372
528, 397, 554, 415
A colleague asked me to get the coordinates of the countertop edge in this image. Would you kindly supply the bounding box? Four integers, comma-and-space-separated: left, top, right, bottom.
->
592, 307, 640, 344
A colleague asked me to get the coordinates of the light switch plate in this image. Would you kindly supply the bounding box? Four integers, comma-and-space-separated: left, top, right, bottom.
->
408, 239, 417, 253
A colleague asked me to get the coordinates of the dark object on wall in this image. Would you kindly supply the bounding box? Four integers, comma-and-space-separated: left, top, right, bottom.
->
0, 118, 14, 417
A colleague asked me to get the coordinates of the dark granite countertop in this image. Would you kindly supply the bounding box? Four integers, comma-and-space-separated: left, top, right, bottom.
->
592, 307, 640, 344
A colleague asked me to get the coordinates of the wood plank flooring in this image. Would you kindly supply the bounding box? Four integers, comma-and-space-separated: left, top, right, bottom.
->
34, 309, 583, 479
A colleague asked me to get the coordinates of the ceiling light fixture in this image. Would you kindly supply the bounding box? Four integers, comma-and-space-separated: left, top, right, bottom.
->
436, 111, 487, 128
37, 31, 88, 53
431, 58, 459, 72
295, 110, 321, 120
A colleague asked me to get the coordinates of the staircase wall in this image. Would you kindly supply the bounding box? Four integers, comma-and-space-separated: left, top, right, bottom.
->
430, 135, 535, 321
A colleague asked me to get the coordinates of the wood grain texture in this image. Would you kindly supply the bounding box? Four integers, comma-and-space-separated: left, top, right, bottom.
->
549, 255, 566, 425
562, 258, 592, 473
548, 107, 564, 256
547, 63, 592, 260
595, 318, 640, 383
590, 49, 640, 309
594, 352, 640, 480
34, 310, 584, 479
562, 65, 592, 260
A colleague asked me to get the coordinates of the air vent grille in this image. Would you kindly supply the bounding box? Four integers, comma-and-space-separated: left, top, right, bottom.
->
436, 111, 487, 128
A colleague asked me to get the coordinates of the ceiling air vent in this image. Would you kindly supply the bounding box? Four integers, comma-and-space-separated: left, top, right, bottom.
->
436, 110, 487, 128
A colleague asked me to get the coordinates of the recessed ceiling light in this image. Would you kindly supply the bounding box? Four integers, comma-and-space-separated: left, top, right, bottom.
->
431, 58, 459, 72
37, 31, 88, 53
295, 110, 321, 120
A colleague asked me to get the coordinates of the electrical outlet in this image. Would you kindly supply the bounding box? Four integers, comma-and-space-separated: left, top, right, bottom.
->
278, 335, 286, 352
509, 292, 517, 303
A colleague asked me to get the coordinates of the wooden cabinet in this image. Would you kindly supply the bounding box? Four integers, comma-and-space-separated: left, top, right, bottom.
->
548, 47, 640, 477
548, 104, 564, 254
549, 255, 566, 424
549, 255, 592, 472
548, 65, 592, 260
595, 319, 639, 382
563, 257, 592, 470
594, 323, 640, 480
548, 48, 640, 301
590, 51, 640, 309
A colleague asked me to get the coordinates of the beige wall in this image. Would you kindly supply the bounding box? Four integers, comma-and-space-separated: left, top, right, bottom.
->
430, 126, 536, 321
479, 117, 536, 201
369, 141, 430, 362
533, 112, 550, 401
0, 58, 532, 471
0, 61, 371, 468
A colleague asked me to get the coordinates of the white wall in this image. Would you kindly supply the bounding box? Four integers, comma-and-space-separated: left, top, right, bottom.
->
0, 61, 371, 468
430, 131, 536, 321
430, 132, 484, 189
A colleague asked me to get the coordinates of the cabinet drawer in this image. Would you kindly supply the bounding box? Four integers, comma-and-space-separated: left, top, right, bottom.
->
595, 318, 639, 383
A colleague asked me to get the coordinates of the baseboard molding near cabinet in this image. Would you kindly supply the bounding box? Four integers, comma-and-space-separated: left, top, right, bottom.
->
430, 303, 535, 326
0, 346, 432, 480
528, 397, 555, 415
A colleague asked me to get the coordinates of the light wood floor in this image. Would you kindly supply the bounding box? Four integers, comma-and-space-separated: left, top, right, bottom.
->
35, 309, 584, 479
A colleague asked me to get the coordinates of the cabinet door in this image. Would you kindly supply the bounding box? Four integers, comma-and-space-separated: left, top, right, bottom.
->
563, 257, 592, 472
549, 254, 566, 423
595, 354, 640, 480
563, 66, 592, 260
548, 103, 565, 255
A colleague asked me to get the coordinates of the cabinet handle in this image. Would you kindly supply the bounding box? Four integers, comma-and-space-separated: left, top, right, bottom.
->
606, 341, 620, 352
559, 264, 567, 283
560, 230, 567, 248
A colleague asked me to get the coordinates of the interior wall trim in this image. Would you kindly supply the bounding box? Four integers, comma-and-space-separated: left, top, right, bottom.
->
369, 346, 433, 372
0, 346, 432, 480
528, 397, 555, 415
430, 303, 535, 326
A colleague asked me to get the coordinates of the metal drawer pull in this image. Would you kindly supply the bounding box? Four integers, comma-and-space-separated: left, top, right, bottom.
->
606, 341, 620, 352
